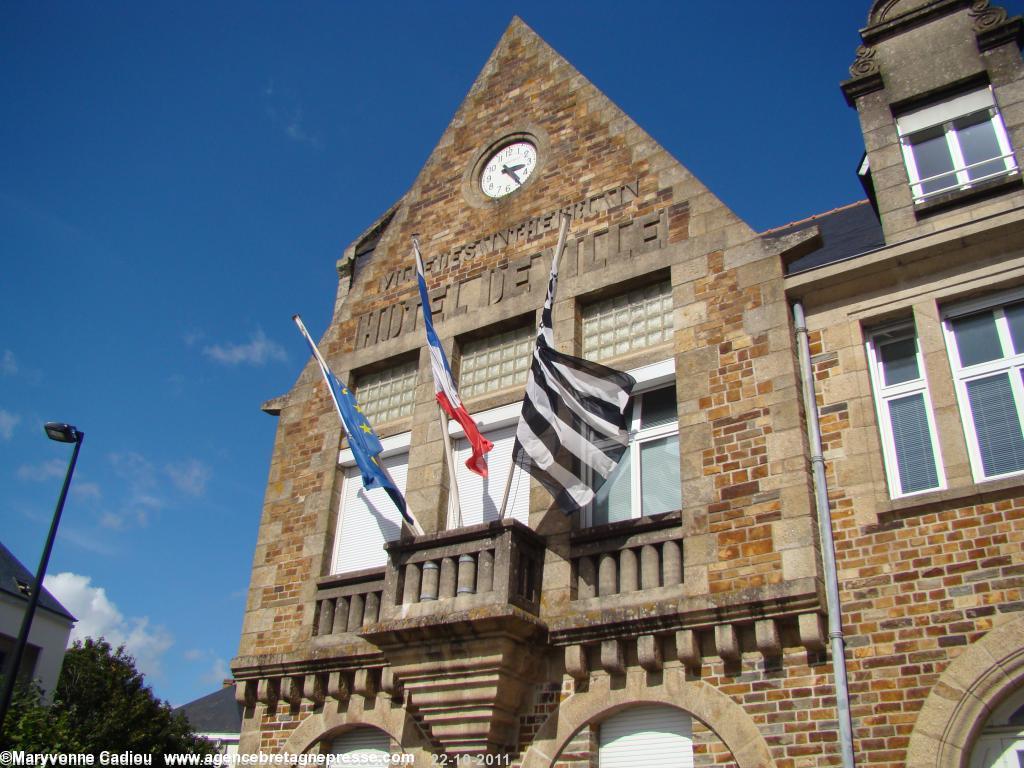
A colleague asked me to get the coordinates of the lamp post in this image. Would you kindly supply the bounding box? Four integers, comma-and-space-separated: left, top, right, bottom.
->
0, 422, 84, 737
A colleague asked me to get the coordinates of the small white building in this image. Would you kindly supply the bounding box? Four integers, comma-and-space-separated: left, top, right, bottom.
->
0, 541, 75, 700
174, 684, 243, 758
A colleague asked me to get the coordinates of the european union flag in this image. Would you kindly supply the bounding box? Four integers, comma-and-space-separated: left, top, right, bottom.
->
293, 315, 419, 531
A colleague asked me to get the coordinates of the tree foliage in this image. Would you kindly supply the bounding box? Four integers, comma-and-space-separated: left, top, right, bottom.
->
1, 638, 215, 756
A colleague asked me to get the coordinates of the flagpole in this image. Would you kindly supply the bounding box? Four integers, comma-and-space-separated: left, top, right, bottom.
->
440, 410, 463, 528
413, 236, 468, 529
294, 314, 425, 537
498, 213, 572, 520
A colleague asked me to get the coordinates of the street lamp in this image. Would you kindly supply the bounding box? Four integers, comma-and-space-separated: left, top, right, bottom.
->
0, 422, 84, 737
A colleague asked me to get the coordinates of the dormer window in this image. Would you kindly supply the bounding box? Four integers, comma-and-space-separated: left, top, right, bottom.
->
896, 87, 1017, 204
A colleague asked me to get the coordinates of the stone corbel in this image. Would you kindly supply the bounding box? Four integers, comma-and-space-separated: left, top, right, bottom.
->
600, 639, 625, 675
755, 619, 782, 659
637, 635, 663, 672
675, 629, 701, 669
353, 667, 376, 698
304, 673, 325, 706
565, 645, 589, 681
799, 612, 827, 653
283, 675, 304, 708
715, 624, 740, 662
256, 677, 280, 707
327, 671, 349, 703
234, 679, 256, 708
381, 667, 403, 699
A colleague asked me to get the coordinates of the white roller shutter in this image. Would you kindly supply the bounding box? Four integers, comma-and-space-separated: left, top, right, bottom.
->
329, 727, 390, 765
599, 705, 693, 768
331, 452, 408, 574
448, 424, 530, 527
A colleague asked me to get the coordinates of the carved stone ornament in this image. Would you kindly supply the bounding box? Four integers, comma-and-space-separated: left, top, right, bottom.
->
969, 0, 1008, 31
849, 45, 880, 78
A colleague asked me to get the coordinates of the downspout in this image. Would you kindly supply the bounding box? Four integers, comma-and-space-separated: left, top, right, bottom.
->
792, 300, 857, 768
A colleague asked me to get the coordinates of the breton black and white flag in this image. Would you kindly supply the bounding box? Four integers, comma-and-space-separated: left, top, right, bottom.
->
512, 216, 636, 514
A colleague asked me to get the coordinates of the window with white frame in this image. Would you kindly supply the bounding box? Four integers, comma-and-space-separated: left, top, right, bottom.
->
866, 323, 944, 497
588, 360, 680, 526
354, 361, 417, 426
896, 86, 1017, 203
582, 281, 673, 362
445, 403, 530, 528
944, 293, 1024, 481
459, 325, 534, 400
331, 433, 409, 574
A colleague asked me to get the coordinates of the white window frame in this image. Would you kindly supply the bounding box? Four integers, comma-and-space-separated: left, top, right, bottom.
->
331, 431, 411, 574
865, 322, 945, 498
584, 359, 677, 527
943, 287, 1024, 483
445, 402, 530, 528
896, 86, 1017, 204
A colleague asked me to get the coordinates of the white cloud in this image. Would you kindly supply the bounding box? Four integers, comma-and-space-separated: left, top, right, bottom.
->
202, 329, 287, 366
17, 458, 65, 481
44, 572, 173, 680
0, 409, 19, 440
72, 481, 101, 501
1, 350, 17, 376
165, 459, 210, 496
183, 648, 231, 688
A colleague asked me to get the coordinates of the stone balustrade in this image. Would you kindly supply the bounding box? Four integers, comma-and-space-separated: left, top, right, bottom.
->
312, 567, 386, 637
570, 510, 683, 600
378, 518, 545, 621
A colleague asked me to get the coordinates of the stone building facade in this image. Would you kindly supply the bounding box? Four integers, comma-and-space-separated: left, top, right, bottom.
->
232, 2, 1024, 766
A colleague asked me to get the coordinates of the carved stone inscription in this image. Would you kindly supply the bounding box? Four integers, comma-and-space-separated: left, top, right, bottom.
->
354, 206, 668, 351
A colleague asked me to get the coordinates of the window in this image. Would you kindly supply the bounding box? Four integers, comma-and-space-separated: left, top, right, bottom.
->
582, 281, 673, 362
331, 433, 409, 574
459, 325, 534, 399
896, 87, 1016, 203
866, 324, 944, 496
446, 403, 531, 527
588, 360, 679, 526
944, 294, 1024, 481
598, 705, 694, 768
355, 361, 417, 425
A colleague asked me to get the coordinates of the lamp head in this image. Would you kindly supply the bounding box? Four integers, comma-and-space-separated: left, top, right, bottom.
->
44, 422, 81, 444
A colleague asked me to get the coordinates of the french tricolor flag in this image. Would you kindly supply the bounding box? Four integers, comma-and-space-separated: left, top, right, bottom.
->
414, 240, 494, 476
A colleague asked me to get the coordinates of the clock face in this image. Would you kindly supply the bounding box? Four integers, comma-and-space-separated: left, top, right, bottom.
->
480, 141, 538, 198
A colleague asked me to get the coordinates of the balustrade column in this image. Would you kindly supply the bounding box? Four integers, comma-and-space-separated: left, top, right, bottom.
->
457, 554, 477, 595
619, 548, 639, 593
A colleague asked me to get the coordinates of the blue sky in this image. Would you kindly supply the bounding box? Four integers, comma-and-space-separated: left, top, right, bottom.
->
0, 2, 957, 707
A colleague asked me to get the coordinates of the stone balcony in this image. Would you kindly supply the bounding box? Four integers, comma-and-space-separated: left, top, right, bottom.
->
360, 518, 548, 756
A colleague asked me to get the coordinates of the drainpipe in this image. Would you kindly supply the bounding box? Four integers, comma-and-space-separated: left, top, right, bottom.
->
792, 300, 857, 768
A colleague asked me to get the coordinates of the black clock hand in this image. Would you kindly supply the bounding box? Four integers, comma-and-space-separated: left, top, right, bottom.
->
501, 164, 524, 185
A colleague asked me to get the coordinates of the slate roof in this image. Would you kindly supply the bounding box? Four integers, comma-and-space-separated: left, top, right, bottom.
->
0, 540, 75, 623
174, 685, 243, 734
764, 199, 886, 275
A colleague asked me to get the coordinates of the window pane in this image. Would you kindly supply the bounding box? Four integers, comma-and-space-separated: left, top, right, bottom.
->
640, 435, 681, 516
592, 449, 632, 525
879, 337, 920, 386
887, 394, 940, 493
966, 373, 1024, 477
460, 325, 533, 399
582, 282, 672, 361
1006, 303, 1024, 355
641, 387, 677, 428
952, 311, 1003, 367
909, 128, 956, 195
356, 362, 418, 425
956, 112, 1004, 180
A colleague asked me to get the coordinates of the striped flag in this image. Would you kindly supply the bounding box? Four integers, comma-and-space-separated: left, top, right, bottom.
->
414, 239, 494, 476
293, 315, 422, 533
512, 217, 636, 514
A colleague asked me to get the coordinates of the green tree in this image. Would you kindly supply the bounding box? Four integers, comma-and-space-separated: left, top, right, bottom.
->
1, 638, 215, 756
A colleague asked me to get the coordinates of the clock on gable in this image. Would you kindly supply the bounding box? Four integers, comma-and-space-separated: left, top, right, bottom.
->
480, 140, 538, 199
